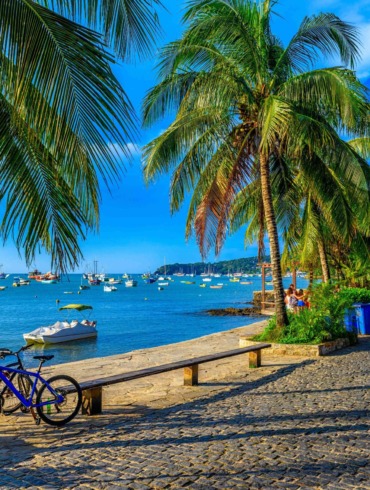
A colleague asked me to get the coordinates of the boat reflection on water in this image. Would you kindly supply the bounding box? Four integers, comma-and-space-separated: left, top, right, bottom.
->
23, 337, 99, 367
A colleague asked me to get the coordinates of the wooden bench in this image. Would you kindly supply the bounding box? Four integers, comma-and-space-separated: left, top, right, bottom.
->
65, 343, 271, 415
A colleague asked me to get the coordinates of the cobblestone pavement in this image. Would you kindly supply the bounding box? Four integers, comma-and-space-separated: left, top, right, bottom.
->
0, 338, 369, 489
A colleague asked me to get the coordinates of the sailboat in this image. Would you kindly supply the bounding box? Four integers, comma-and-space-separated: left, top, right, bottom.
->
0, 265, 9, 280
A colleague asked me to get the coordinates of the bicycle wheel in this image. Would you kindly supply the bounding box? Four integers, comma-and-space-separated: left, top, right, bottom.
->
36, 375, 82, 426
1, 373, 31, 415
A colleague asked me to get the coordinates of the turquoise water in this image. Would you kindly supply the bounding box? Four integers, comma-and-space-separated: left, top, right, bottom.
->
0, 274, 308, 366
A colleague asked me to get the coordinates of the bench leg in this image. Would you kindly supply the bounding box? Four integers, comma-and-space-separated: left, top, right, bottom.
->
82, 387, 102, 415
184, 365, 198, 386
249, 350, 261, 368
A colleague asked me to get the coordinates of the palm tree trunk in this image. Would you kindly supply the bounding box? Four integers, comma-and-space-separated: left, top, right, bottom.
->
318, 239, 331, 283
259, 152, 289, 327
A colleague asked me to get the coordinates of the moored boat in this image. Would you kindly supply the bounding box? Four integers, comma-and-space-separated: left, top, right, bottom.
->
23, 304, 97, 344
125, 275, 138, 287
104, 285, 117, 292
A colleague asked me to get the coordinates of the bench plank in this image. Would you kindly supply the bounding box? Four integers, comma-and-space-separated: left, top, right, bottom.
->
76, 343, 271, 392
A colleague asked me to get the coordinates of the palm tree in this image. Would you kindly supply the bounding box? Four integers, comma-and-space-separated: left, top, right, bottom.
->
143, 0, 368, 327
0, 0, 162, 271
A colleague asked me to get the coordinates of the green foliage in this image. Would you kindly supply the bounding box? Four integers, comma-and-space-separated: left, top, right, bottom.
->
335, 287, 370, 305
0, 1, 162, 272
254, 283, 369, 344
155, 256, 265, 275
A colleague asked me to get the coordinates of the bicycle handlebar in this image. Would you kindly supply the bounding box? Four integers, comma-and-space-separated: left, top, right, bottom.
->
0, 344, 34, 359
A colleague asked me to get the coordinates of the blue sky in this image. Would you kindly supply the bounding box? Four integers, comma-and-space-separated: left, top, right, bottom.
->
3, 0, 370, 273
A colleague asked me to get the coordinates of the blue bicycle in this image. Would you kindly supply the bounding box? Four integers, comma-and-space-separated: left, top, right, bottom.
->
0, 347, 82, 426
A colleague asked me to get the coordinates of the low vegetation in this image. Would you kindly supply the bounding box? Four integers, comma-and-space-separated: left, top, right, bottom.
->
253, 285, 370, 345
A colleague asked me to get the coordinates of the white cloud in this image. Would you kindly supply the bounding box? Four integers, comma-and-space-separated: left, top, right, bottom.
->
356, 23, 370, 77
308, 0, 370, 78
107, 142, 141, 159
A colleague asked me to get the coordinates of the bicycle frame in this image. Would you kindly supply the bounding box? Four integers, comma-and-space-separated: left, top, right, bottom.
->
0, 365, 63, 408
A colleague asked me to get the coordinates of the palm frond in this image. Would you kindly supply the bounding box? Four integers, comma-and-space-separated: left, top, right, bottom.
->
35, 0, 163, 61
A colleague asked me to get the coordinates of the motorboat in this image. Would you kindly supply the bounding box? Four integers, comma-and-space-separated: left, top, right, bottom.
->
125, 277, 138, 287
103, 285, 117, 292
13, 277, 30, 287
23, 304, 97, 344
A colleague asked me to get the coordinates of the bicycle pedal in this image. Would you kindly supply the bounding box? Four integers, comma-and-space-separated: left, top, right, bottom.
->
35, 417, 41, 426
20, 406, 30, 413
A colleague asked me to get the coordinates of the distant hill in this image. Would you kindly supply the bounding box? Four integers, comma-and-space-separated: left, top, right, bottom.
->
155, 257, 269, 275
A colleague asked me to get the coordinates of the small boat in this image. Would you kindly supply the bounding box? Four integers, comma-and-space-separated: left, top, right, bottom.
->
79, 285, 90, 290
158, 282, 169, 286
41, 279, 58, 284
266, 281, 274, 286
229, 277, 240, 282
202, 278, 212, 282
89, 278, 101, 286
158, 286, 164, 291
125, 276, 138, 287
210, 285, 223, 289
23, 304, 97, 344
181, 280, 195, 284
104, 285, 117, 292
199, 284, 206, 288
0, 286, 6, 291
144, 277, 157, 284
240, 281, 253, 285
28, 268, 43, 279
64, 291, 74, 294
108, 278, 122, 285
0, 265, 9, 279
12, 277, 30, 287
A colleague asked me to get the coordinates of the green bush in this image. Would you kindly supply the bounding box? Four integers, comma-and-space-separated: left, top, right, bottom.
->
253, 284, 369, 345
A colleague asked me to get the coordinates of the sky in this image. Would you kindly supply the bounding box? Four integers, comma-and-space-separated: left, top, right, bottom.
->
2, 0, 370, 273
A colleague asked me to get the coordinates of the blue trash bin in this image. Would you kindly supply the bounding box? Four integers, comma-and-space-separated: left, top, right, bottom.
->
353, 304, 370, 335
344, 308, 359, 334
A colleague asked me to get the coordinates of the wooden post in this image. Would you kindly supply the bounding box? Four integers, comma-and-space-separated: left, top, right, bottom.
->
184, 365, 198, 386
82, 387, 102, 415
249, 350, 261, 368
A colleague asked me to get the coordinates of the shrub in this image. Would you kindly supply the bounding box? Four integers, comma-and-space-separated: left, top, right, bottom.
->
253, 284, 368, 344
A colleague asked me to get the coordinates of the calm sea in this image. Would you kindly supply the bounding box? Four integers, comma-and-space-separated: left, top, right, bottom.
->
0, 274, 308, 366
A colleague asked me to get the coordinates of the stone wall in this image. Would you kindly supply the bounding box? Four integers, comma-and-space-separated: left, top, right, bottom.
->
253, 290, 275, 306
240, 337, 352, 357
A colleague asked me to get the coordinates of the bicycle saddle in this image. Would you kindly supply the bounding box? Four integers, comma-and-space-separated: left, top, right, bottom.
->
33, 355, 54, 361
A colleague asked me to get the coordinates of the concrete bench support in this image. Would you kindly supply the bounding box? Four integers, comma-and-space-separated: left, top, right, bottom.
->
249, 350, 261, 368
184, 365, 198, 386
82, 387, 102, 416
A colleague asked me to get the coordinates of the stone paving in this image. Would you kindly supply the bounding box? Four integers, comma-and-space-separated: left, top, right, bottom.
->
0, 334, 369, 489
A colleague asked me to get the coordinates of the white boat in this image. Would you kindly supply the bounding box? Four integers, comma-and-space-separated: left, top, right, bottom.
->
202, 277, 212, 282
125, 278, 138, 287
13, 277, 30, 287
23, 304, 97, 344
158, 282, 169, 286
104, 285, 117, 292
